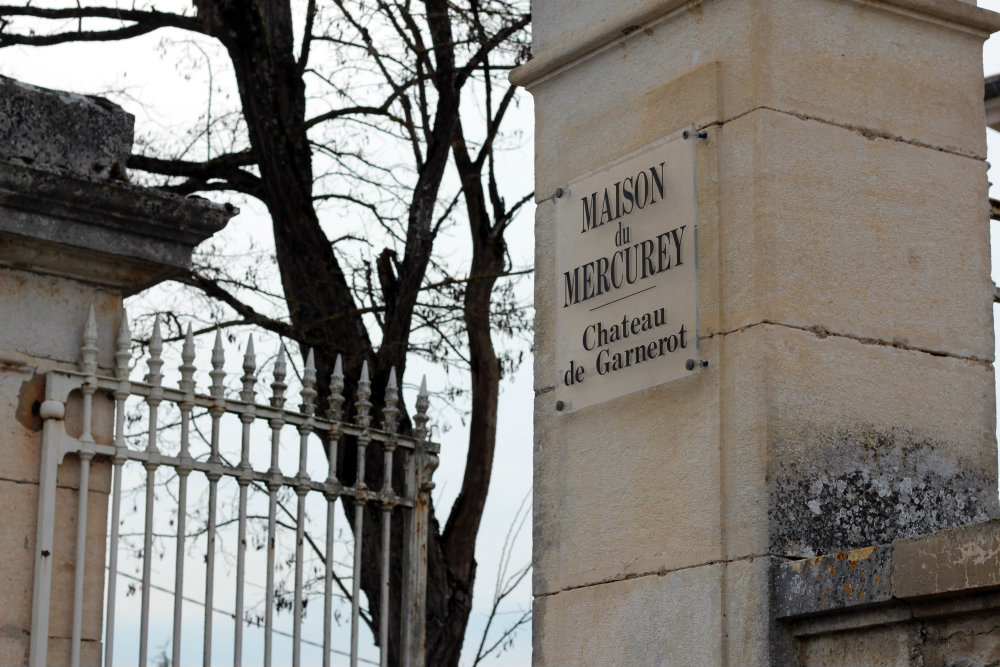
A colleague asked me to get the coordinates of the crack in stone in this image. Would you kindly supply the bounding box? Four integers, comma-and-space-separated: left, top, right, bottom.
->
536, 552, 777, 599
701, 320, 992, 367
700, 105, 985, 161
534, 384, 555, 397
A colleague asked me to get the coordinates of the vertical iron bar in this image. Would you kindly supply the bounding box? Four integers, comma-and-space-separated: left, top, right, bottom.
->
140, 317, 164, 667
29, 379, 65, 667
173, 325, 196, 667
350, 361, 373, 667
234, 337, 257, 667
323, 356, 344, 667
378, 369, 399, 667
204, 331, 226, 667
293, 350, 317, 667
264, 346, 286, 667
399, 447, 417, 665
105, 312, 131, 667
71, 305, 98, 667
409, 377, 434, 667
379, 498, 391, 667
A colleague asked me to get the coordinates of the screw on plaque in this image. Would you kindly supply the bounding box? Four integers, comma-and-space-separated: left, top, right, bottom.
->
554, 187, 564, 198
555, 400, 565, 411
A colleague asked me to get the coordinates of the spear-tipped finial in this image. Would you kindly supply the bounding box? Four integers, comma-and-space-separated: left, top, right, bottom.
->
149, 315, 163, 355
240, 336, 257, 403
327, 354, 345, 422
212, 329, 224, 367
179, 324, 196, 395
275, 344, 287, 378
182, 324, 195, 364
80, 303, 99, 376
114, 311, 131, 381
209, 329, 226, 400
270, 344, 288, 409
356, 359, 373, 427
243, 336, 256, 372
145, 315, 164, 387
300, 349, 317, 415
414, 375, 430, 441
382, 367, 399, 434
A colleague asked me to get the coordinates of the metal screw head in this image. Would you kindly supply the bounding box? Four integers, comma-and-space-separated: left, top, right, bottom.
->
555, 400, 565, 411
554, 187, 564, 198
682, 130, 691, 140
685, 359, 695, 371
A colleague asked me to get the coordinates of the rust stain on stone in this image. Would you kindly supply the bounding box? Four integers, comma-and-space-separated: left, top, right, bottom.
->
16, 374, 43, 431
848, 546, 878, 562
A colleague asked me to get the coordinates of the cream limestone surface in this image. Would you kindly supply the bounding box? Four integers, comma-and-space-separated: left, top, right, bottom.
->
532, 564, 725, 667
531, 0, 979, 55
0, 482, 108, 645
525, 0, 992, 200
724, 557, 782, 665
523, 0, 1000, 663
717, 109, 993, 360
534, 336, 723, 594
717, 322, 998, 560
0, 267, 122, 369
536, 321, 998, 594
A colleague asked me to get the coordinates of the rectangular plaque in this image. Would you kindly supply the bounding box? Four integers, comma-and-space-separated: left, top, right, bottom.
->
554, 127, 699, 412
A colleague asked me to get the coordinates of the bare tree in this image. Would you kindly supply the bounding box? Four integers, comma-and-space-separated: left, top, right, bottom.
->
0, 2, 531, 665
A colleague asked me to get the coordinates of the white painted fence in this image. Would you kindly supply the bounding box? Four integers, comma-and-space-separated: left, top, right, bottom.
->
29, 305, 438, 667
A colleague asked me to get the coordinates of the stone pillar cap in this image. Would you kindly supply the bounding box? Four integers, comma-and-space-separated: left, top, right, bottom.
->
0, 75, 133, 179
0, 76, 236, 294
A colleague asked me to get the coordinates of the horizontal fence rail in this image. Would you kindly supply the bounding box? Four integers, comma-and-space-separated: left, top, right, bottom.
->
29, 305, 439, 667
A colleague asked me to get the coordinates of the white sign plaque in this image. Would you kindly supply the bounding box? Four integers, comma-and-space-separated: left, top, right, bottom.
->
554, 128, 699, 412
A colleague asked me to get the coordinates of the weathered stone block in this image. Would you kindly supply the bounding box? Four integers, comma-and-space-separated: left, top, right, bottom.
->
762, 0, 989, 158
0, 480, 108, 644
774, 545, 892, 618
533, 564, 724, 666
893, 518, 1000, 599
532, 45, 729, 199
533, 337, 722, 595
718, 108, 993, 361
796, 621, 923, 667
524, 0, 996, 197
0, 76, 133, 180
761, 324, 998, 556
0, 267, 122, 369
725, 557, 788, 666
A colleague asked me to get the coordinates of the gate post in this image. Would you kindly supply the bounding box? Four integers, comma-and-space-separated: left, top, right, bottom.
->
515, 1, 1000, 664
0, 76, 233, 665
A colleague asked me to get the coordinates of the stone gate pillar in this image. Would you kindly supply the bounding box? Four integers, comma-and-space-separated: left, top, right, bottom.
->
513, 1, 1000, 664
0, 76, 233, 665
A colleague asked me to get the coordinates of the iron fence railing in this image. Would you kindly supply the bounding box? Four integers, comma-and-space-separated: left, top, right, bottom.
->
29, 305, 438, 667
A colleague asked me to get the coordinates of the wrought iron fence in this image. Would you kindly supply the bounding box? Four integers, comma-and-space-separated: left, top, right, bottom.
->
29, 305, 438, 667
